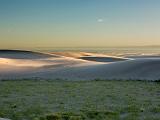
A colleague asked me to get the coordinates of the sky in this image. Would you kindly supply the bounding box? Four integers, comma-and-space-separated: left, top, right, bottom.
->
0, 0, 160, 49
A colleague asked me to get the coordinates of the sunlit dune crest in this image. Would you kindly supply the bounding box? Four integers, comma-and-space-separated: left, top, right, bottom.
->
0, 58, 55, 67
51, 52, 128, 59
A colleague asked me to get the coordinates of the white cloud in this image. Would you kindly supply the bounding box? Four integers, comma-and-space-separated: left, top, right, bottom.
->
97, 18, 104, 23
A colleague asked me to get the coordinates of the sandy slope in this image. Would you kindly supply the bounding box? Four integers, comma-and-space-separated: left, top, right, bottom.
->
0, 50, 160, 81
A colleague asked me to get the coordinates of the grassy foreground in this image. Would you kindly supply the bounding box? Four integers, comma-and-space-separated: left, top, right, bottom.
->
0, 80, 160, 120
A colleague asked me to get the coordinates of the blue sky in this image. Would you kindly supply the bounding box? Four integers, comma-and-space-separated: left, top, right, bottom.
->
0, 0, 160, 48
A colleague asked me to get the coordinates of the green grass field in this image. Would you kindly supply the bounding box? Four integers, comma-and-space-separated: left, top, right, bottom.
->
0, 80, 160, 120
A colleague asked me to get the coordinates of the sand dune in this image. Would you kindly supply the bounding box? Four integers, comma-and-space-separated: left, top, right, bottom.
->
126, 55, 160, 59
52, 52, 92, 58
52, 52, 128, 62
0, 50, 160, 81
0, 50, 56, 59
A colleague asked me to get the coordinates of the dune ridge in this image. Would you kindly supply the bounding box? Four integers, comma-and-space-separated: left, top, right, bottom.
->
0, 50, 57, 59
0, 50, 160, 81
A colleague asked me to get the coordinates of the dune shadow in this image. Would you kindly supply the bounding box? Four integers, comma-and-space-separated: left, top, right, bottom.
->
79, 56, 127, 62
